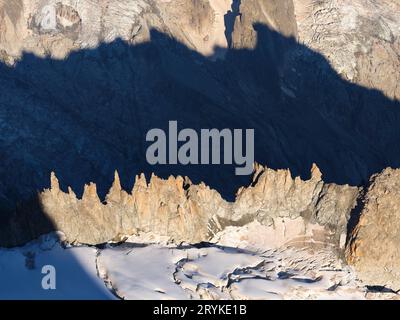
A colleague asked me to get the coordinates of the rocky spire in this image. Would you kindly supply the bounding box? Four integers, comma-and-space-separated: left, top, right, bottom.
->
82, 182, 100, 203
67, 186, 77, 199
310, 163, 322, 181
106, 170, 123, 203
50, 171, 60, 193
33, 166, 359, 253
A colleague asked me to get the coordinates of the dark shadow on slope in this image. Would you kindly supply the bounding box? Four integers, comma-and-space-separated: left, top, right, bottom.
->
0, 23, 399, 214
0, 196, 54, 247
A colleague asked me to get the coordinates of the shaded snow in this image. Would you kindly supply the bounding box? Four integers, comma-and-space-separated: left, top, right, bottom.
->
0, 234, 115, 300
0, 232, 397, 300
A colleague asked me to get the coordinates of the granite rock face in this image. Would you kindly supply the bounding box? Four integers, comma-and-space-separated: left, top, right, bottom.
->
232, 164, 359, 245
346, 168, 400, 291
30, 164, 358, 248
38, 171, 226, 245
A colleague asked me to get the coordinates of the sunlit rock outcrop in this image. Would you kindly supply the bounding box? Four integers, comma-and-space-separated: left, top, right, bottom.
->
231, 163, 359, 247
36, 164, 358, 248
39, 170, 226, 244
346, 168, 400, 291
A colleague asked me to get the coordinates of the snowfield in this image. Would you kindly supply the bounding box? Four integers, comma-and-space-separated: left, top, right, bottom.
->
0, 231, 397, 300
0, 233, 114, 300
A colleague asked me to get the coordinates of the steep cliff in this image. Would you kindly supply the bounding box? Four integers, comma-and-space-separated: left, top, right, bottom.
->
346, 168, 400, 291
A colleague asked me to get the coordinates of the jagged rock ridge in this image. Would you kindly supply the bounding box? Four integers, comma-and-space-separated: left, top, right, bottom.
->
35, 163, 358, 249
36, 165, 400, 291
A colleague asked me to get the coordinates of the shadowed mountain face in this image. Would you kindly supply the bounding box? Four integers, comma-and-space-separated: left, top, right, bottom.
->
0, 22, 399, 214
